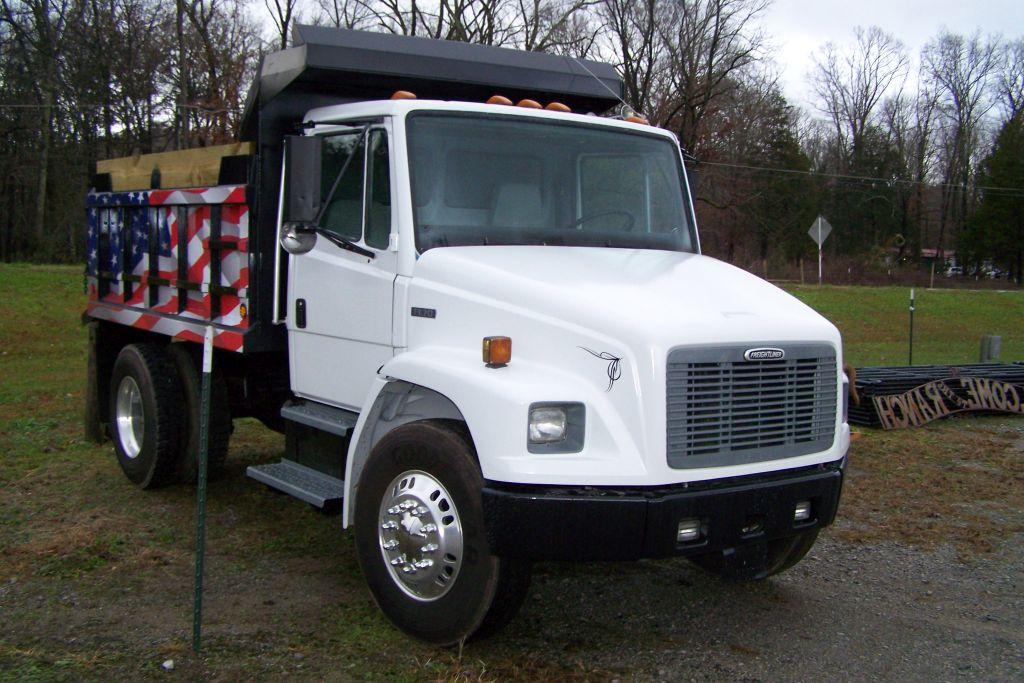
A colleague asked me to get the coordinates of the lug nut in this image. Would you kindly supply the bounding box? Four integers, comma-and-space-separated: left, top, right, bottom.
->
381, 521, 398, 530
383, 540, 399, 550
420, 523, 437, 533
421, 543, 439, 553
413, 559, 434, 569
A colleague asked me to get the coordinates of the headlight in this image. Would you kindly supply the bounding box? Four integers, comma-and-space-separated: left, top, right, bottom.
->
529, 406, 567, 443
527, 402, 585, 453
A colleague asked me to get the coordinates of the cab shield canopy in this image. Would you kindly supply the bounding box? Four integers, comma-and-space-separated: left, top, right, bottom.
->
241, 25, 624, 137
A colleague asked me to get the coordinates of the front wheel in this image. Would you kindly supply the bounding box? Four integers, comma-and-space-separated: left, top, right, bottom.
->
354, 421, 530, 645
689, 530, 820, 581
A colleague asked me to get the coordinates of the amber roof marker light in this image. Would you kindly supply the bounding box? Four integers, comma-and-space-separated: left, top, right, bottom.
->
390, 90, 417, 100
487, 95, 514, 105
516, 99, 542, 109
545, 102, 571, 112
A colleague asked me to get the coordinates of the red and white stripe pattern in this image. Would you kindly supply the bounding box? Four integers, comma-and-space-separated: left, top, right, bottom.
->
86, 185, 251, 353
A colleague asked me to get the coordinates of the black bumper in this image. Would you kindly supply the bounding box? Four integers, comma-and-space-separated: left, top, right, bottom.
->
482, 459, 845, 561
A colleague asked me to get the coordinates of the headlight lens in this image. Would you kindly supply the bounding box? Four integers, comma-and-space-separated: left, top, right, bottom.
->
528, 406, 567, 443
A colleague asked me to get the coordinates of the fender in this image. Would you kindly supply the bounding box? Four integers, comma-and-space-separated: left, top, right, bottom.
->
341, 345, 650, 526
342, 376, 465, 526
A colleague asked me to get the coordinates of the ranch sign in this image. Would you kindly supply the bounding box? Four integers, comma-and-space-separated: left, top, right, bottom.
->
872, 377, 1024, 430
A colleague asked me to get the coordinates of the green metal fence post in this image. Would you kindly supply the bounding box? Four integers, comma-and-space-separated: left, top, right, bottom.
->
908, 288, 915, 366
192, 326, 214, 652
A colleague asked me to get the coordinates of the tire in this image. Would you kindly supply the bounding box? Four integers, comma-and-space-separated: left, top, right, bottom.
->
354, 420, 531, 645
689, 529, 820, 581
108, 343, 183, 489
166, 343, 232, 483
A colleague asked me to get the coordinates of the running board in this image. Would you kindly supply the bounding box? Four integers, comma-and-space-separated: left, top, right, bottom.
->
280, 399, 359, 437
246, 459, 344, 509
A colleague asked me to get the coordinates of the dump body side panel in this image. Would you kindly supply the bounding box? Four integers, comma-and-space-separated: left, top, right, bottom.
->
85, 184, 256, 352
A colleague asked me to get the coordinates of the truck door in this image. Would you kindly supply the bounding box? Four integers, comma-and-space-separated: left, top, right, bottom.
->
287, 126, 396, 410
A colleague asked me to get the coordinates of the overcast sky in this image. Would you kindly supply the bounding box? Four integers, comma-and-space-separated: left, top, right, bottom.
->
760, 0, 1024, 112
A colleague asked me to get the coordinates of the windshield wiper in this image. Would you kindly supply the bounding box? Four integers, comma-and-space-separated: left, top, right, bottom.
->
303, 125, 375, 260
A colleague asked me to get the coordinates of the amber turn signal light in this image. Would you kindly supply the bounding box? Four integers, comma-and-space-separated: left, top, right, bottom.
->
482, 336, 512, 367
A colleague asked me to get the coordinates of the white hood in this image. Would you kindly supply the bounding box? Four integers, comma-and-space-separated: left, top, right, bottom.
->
412, 245, 838, 348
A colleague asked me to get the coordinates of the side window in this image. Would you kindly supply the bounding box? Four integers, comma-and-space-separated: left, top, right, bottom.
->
365, 130, 391, 249
320, 133, 365, 240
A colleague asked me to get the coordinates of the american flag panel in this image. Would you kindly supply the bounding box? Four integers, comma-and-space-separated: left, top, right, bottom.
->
85, 185, 250, 353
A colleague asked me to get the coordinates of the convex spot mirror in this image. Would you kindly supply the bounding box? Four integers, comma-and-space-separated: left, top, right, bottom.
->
280, 222, 317, 255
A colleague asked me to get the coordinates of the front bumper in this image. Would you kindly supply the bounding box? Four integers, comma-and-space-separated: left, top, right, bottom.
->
481, 457, 845, 561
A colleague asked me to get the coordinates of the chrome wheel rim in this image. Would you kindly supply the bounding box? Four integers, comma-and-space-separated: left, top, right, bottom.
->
378, 470, 463, 602
115, 376, 145, 459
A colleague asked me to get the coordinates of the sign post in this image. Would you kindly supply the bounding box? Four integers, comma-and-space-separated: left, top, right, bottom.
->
807, 216, 833, 285
908, 288, 915, 365
192, 326, 214, 652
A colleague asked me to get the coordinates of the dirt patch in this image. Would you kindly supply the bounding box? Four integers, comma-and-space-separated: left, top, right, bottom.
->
836, 418, 1024, 556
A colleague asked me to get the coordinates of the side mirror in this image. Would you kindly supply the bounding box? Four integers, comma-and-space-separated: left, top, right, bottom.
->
285, 135, 322, 223
280, 222, 317, 255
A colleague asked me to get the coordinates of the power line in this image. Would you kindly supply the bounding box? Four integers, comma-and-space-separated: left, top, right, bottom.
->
0, 102, 240, 113
695, 159, 1024, 198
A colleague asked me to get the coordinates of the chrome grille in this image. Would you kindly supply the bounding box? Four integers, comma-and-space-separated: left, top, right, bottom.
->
666, 344, 837, 468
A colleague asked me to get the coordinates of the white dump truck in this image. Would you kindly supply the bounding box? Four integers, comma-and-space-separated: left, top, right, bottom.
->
84, 25, 850, 644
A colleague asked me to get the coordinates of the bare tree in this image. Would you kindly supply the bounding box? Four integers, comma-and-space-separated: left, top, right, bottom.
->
658, 0, 770, 154
998, 37, 1024, 120
0, 0, 71, 247
810, 26, 908, 163
923, 30, 1000, 265
315, 0, 372, 28
514, 0, 598, 53
265, 0, 299, 49
599, 0, 662, 117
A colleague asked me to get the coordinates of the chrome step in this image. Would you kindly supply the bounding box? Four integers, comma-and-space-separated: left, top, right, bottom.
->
246, 459, 344, 508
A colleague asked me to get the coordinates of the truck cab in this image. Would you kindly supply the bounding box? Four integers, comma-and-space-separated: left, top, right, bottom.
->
86, 25, 849, 646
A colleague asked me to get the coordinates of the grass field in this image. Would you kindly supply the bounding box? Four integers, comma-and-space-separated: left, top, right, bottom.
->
1, 264, 1022, 680
784, 284, 1024, 367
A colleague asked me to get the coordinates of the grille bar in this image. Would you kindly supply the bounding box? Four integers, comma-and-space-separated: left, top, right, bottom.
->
667, 344, 838, 469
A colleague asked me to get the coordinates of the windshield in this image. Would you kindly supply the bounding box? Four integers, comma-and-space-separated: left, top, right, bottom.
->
406, 113, 696, 253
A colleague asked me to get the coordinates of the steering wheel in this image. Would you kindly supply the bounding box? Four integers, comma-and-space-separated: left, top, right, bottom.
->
566, 210, 636, 232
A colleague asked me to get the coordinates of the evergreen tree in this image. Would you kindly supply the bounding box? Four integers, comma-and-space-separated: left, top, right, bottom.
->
966, 115, 1024, 283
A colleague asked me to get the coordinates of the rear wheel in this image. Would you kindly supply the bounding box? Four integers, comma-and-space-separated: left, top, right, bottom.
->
166, 343, 232, 483
108, 343, 182, 489
354, 421, 530, 645
689, 530, 820, 581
